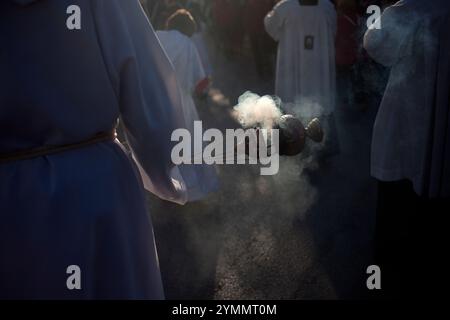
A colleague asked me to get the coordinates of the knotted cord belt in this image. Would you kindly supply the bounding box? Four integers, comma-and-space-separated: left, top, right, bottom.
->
0, 130, 116, 164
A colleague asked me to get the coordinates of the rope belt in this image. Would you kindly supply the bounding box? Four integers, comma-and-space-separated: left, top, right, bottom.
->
0, 130, 116, 164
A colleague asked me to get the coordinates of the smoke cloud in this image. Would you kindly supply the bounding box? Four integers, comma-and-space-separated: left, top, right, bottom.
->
233, 91, 283, 129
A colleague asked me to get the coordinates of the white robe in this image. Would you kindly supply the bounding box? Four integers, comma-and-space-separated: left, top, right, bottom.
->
156, 30, 219, 201
265, 0, 337, 115
364, 0, 450, 197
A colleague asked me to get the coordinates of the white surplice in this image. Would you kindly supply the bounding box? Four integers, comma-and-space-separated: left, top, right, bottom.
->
157, 30, 219, 201
265, 0, 337, 115
364, 0, 450, 197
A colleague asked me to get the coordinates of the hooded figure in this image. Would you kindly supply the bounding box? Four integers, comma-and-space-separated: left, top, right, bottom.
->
0, 0, 188, 299
364, 0, 450, 298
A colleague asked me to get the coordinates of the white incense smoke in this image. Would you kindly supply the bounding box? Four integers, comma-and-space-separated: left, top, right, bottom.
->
283, 99, 325, 121
233, 92, 283, 129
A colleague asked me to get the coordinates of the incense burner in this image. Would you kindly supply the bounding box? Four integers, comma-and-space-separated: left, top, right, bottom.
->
275, 115, 324, 156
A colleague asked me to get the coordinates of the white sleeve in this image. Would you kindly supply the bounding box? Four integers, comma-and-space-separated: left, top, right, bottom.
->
264, 1, 287, 41
92, 0, 187, 204
364, 1, 417, 67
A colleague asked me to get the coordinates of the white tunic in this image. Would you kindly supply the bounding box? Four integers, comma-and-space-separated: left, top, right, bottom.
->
156, 30, 219, 201
364, 0, 450, 197
265, 0, 337, 115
